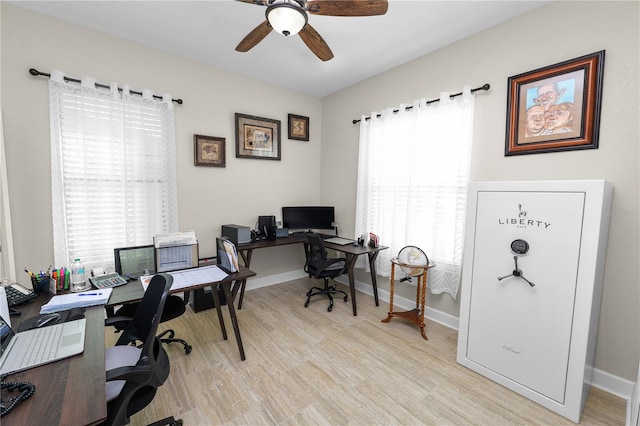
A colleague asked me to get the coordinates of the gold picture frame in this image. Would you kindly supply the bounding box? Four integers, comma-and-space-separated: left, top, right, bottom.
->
194, 134, 225, 167
288, 114, 309, 141
235, 113, 281, 160
505, 50, 605, 156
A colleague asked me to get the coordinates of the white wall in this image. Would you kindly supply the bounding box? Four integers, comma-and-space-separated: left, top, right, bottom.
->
321, 1, 639, 382
1, 4, 321, 281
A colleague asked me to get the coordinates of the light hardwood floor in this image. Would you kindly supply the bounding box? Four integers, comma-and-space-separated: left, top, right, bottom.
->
107, 278, 626, 425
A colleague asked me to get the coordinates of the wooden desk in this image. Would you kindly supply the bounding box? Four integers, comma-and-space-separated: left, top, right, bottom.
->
236, 236, 387, 316
108, 267, 256, 361
1, 298, 107, 426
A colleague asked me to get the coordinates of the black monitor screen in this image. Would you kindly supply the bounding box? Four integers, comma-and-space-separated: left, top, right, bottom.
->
282, 206, 335, 231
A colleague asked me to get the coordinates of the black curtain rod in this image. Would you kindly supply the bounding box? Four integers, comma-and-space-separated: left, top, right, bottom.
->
352, 83, 490, 124
29, 68, 183, 105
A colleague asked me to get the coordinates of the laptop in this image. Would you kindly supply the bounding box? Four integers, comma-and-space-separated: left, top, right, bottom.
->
0, 314, 86, 376
114, 245, 156, 279
323, 236, 356, 245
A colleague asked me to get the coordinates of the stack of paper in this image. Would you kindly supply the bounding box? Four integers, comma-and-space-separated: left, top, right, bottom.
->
153, 231, 198, 248
140, 265, 229, 292
39, 288, 113, 314
222, 239, 239, 273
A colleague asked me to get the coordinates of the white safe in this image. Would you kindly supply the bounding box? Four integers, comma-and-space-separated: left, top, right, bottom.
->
457, 180, 612, 422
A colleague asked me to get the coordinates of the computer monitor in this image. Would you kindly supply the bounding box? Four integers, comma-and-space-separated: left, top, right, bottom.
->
282, 206, 335, 231
155, 244, 199, 273
114, 245, 156, 279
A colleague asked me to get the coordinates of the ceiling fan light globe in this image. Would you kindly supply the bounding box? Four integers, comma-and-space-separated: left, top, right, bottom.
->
266, 3, 307, 36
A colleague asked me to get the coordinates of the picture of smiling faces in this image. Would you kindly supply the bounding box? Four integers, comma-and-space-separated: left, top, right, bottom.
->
543, 102, 574, 134
524, 105, 546, 137
534, 83, 566, 111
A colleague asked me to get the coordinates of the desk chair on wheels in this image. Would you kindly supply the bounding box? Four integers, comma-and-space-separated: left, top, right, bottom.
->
103, 273, 182, 426
109, 291, 193, 355
303, 232, 348, 312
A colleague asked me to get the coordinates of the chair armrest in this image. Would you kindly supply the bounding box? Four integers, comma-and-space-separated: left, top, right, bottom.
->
105, 315, 133, 329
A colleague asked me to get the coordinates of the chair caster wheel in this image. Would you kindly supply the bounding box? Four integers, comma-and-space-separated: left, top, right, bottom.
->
304, 300, 310, 308
328, 305, 333, 312
185, 345, 192, 355
343, 296, 348, 302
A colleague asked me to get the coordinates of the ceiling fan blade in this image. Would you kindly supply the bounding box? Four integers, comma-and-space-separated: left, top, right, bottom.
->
298, 23, 334, 61
235, 0, 268, 5
306, 0, 388, 17
235, 20, 273, 52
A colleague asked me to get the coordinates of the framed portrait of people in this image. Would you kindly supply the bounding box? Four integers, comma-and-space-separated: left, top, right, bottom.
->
505, 50, 605, 156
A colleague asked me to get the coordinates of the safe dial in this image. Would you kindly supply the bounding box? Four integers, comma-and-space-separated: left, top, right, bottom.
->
498, 239, 535, 287
511, 239, 529, 255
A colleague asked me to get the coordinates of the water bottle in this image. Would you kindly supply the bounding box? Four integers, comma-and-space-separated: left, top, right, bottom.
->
71, 258, 87, 292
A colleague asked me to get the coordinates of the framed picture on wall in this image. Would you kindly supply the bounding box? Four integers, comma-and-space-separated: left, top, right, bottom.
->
505, 50, 605, 156
194, 134, 225, 167
235, 113, 281, 160
288, 114, 309, 141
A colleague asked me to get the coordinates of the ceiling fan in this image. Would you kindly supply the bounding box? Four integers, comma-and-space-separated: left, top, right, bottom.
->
235, 0, 389, 61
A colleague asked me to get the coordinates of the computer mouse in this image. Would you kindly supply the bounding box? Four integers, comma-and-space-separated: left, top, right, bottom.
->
35, 313, 61, 328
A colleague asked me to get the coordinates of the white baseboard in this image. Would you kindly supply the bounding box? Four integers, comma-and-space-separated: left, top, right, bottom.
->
245, 274, 636, 405
244, 270, 308, 291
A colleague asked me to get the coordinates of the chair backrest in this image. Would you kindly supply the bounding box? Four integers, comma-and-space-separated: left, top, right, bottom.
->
305, 232, 328, 273
304, 232, 346, 279
115, 273, 173, 347
106, 273, 173, 425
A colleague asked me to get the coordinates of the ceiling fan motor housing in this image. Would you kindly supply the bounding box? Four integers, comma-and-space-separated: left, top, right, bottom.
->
266, 0, 308, 36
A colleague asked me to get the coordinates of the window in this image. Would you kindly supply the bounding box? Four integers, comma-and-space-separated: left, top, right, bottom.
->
356, 89, 475, 298
49, 72, 178, 271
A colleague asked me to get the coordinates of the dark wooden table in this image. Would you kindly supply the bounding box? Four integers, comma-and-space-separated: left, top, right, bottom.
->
236, 235, 387, 316
1, 296, 107, 426
108, 267, 256, 361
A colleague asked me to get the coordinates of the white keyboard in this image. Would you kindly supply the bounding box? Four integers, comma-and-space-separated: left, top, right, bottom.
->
18, 326, 62, 368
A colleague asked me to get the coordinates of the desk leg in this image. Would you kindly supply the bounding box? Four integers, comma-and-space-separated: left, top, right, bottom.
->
221, 280, 246, 361
367, 251, 380, 306
345, 253, 359, 316
237, 249, 253, 310
210, 284, 227, 340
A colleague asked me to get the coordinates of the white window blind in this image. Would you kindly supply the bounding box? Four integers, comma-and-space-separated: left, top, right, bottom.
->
356, 88, 475, 299
49, 71, 178, 271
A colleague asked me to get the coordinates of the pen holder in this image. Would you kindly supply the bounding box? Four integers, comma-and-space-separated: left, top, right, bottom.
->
31, 275, 51, 295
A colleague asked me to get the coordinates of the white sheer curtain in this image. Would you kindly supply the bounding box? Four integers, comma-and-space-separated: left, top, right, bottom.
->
49, 70, 178, 271
355, 87, 475, 299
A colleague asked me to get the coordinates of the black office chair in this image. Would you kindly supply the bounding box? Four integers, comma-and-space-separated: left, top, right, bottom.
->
103, 273, 182, 426
110, 291, 192, 355
303, 232, 348, 312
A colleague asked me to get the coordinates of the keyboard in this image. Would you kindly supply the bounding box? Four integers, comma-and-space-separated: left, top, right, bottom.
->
5, 284, 37, 307
18, 325, 62, 368
89, 273, 128, 289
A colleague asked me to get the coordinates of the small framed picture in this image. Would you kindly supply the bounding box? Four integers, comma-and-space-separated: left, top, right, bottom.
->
288, 114, 309, 141
194, 134, 225, 167
235, 113, 281, 160
505, 50, 605, 156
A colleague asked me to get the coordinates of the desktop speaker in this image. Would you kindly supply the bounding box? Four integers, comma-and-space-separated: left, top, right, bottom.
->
258, 215, 276, 241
